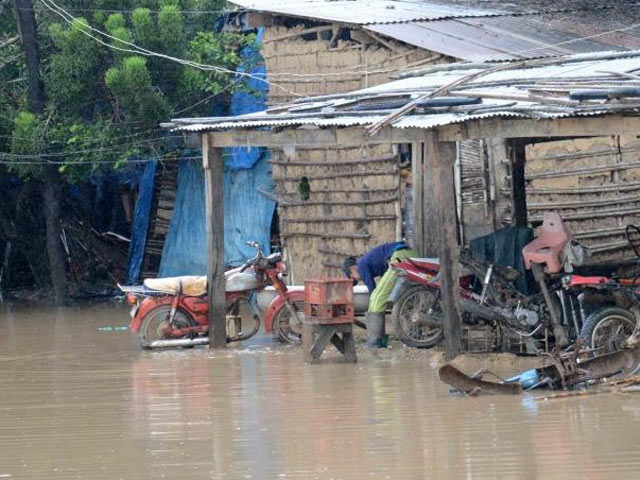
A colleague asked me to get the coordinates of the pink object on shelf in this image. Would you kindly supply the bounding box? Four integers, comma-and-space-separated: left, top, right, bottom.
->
522, 212, 572, 273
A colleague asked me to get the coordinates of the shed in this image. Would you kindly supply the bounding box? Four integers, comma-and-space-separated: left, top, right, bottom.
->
229, 0, 640, 281
167, 50, 640, 355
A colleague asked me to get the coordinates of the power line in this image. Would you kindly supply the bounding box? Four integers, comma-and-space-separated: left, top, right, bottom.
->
0, 154, 203, 165
39, 7, 248, 15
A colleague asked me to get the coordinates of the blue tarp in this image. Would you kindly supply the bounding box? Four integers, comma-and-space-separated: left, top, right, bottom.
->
224, 152, 275, 266
157, 154, 276, 276
227, 28, 267, 170
158, 158, 207, 277
125, 160, 157, 283
155, 27, 275, 277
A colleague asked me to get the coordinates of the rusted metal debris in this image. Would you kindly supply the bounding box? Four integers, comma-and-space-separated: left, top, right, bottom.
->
437, 364, 523, 396
439, 346, 640, 397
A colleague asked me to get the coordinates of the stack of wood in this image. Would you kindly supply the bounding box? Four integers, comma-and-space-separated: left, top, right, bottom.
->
140, 161, 178, 279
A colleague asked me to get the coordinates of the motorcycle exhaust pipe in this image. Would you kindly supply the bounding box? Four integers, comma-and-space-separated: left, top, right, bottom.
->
458, 298, 514, 325
149, 337, 210, 348
414, 299, 515, 327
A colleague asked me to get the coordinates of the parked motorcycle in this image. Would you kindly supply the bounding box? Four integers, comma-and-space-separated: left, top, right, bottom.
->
390, 214, 639, 354
119, 242, 305, 349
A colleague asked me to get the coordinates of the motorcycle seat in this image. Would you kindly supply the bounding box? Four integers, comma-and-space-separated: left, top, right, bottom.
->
408, 257, 440, 270
143, 276, 207, 296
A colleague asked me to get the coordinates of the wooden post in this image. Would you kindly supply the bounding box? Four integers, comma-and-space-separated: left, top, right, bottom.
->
202, 133, 226, 348
411, 142, 424, 251
421, 144, 440, 257
508, 139, 528, 227
425, 130, 462, 359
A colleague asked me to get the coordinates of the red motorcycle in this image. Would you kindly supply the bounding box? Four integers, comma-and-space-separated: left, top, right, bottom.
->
389, 214, 639, 353
119, 242, 305, 349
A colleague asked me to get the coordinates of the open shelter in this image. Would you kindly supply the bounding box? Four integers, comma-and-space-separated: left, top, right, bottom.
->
166, 50, 640, 356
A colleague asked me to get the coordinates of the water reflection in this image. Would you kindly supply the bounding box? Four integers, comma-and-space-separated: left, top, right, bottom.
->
1, 304, 640, 479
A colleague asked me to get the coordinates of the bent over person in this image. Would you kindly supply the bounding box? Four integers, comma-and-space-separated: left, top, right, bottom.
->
342, 241, 419, 348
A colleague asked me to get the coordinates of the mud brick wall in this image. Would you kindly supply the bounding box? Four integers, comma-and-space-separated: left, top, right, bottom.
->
272, 145, 400, 283
526, 136, 640, 261
261, 23, 448, 281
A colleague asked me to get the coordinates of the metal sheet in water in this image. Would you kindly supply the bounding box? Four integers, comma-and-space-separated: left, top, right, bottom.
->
1, 303, 640, 479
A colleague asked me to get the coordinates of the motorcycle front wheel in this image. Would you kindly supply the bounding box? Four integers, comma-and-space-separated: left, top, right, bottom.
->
273, 300, 305, 344
139, 305, 196, 349
391, 284, 444, 348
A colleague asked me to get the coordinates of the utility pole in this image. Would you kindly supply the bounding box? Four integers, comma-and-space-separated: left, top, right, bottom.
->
14, 0, 67, 304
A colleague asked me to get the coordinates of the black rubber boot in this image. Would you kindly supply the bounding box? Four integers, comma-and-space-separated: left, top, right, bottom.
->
366, 312, 386, 348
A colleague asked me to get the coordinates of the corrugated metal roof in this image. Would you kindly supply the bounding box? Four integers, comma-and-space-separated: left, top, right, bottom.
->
232, 1, 640, 61
231, 0, 506, 25
369, 14, 640, 61
170, 52, 640, 135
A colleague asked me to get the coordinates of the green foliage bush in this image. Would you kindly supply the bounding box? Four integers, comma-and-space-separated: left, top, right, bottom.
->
1, 0, 251, 180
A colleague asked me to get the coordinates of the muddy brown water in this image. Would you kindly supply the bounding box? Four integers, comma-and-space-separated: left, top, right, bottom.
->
1, 303, 640, 479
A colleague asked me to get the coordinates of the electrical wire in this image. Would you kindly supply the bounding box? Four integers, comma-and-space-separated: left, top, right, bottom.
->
0, 154, 203, 165
38, 7, 249, 15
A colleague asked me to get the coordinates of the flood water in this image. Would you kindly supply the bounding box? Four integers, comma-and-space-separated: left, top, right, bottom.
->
1, 303, 640, 479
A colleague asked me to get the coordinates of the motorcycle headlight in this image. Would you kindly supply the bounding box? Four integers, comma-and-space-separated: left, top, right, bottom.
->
125, 293, 138, 306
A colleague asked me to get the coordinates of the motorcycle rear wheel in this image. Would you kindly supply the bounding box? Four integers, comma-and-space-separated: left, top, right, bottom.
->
580, 307, 637, 357
273, 300, 305, 344
392, 284, 444, 348
139, 305, 196, 349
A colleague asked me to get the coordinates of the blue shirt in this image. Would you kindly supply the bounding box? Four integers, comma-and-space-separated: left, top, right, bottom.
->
356, 242, 406, 293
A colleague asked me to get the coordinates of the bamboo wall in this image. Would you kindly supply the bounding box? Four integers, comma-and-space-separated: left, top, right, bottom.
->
457, 139, 495, 244
262, 23, 447, 281
525, 136, 640, 261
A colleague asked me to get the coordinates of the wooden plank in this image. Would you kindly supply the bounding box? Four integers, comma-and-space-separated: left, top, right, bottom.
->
422, 141, 439, 257
438, 115, 640, 142
206, 126, 422, 148
203, 133, 226, 348
343, 330, 357, 363
425, 131, 461, 360
508, 139, 528, 228
269, 155, 396, 166
411, 142, 424, 252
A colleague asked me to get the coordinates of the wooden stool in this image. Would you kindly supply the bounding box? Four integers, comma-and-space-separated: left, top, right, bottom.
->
302, 322, 357, 363
303, 278, 357, 363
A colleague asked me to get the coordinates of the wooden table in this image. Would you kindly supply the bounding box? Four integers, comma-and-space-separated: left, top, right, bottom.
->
302, 322, 357, 363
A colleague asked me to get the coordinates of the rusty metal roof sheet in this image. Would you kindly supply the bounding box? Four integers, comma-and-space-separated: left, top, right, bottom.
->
369, 14, 640, 61
232, 1, 640, 61
231, 0, 506, 25
169, 52, 640, 135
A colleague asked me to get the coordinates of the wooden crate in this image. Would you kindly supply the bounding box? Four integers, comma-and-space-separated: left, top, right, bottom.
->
304, 278, 354, 324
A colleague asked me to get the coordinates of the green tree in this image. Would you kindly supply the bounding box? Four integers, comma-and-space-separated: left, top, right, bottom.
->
0, 0, 253, 300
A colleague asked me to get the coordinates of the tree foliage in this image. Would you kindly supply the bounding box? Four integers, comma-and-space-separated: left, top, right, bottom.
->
1, 0, 253, 179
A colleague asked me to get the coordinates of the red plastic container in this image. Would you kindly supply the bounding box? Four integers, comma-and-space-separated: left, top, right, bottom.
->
304, 278, 354, 324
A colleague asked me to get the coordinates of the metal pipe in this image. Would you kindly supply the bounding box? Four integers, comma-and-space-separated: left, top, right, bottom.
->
479, 264, 493, 305
149, 337, 210, 348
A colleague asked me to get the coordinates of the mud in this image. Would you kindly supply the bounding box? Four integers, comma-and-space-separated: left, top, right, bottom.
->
1, 303, 640, 479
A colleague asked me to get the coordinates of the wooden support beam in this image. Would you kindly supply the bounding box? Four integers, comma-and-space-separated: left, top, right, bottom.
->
203, 126, 422, 148
508, 139, 528, 228
411, 142, 424, 252
424, 131, 461, 360
202, 133, 226, 348
422, 141, 440, 257
438, 115, 640, 142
